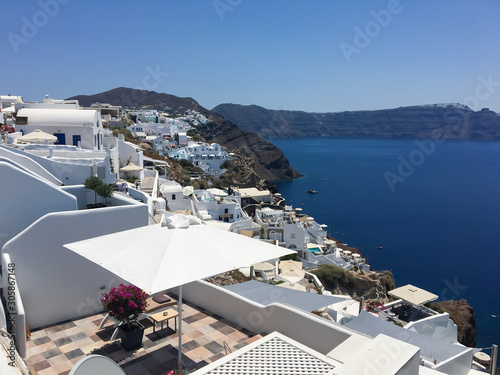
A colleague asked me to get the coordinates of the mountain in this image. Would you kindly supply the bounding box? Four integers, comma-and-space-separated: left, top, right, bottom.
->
67, 88, 301, 181
212, 103, 500, 140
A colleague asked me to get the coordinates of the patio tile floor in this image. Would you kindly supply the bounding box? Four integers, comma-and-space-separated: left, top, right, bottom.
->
25, 299, 264, 375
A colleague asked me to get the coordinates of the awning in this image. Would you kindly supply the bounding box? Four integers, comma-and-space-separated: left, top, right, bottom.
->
388, 284, 438, 306
223, 280, 349, 312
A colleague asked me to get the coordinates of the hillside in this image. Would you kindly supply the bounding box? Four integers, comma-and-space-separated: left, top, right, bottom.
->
212, 103, 500, 140
67, 88, 301, 181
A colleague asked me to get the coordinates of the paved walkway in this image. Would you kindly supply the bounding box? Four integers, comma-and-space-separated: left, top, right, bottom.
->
25, 299, 263, 375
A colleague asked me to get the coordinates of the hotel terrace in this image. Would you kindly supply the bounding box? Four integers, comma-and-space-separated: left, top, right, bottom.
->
0, 95, 494, 375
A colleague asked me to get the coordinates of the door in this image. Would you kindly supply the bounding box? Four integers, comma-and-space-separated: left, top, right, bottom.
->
54, 133, 66, 145
73, 135, 81, 147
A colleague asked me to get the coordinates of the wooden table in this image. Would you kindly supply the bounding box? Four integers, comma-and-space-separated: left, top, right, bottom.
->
149, 308, 179, 333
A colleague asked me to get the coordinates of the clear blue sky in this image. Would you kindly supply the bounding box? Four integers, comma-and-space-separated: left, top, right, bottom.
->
2, 0, 500, 112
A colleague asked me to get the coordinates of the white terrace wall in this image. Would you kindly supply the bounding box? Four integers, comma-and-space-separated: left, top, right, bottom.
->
1, 146, 96, 185
432, 348, 474, 375
182, 280, 355, 355
0, 145, 61, 185
60, 185, 145, 210
0, 162, 77, 251
405, 312, 458, 344
2, 205, 149, 329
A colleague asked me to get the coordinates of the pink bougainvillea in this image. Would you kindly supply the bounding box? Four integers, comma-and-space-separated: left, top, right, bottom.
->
101, 284, 148, 323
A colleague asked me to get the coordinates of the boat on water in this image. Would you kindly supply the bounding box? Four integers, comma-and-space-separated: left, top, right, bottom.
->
307, 188, 318, 194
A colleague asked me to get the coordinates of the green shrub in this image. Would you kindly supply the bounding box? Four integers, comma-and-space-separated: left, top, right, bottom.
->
312, 264, 356, 290
95, 183, 114, 201
280, 253, 298, 261
84, 176, 102, 191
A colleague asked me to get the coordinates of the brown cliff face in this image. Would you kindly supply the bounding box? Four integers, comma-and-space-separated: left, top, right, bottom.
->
213, 103, 500, 140
431, 299, 476, 347
195, 116, 302, 181
68, 88, 301, 181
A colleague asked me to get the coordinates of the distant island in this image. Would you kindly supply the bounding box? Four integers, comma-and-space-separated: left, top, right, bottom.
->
212, 103, 500, 140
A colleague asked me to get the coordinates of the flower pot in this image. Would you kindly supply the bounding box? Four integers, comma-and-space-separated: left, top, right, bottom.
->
118, 321, 145, 350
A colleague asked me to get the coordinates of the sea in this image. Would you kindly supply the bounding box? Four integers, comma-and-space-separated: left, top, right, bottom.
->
269, 137, 500, 349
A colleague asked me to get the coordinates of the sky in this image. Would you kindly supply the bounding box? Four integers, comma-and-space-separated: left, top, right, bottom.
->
2, 0, 500, 113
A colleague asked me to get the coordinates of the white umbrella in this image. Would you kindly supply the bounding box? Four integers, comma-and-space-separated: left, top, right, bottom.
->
18, 129, 58, 143
64, 214, 294, 365
252, 261, 274, 272
119, 162, 143, 172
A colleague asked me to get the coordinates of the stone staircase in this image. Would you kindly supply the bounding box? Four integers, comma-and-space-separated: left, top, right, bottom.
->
141, 176, 156, 195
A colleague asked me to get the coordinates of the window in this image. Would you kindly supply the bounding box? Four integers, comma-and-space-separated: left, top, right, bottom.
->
172, 194, 176, 200
15, 116, 27, 125
291, 233, 295, 239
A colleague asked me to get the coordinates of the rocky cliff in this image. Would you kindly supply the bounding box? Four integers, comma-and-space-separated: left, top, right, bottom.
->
430, 299, 476, 347
68, 87, 301, 181
312, 264, 396, 301
213, 103, 500, 140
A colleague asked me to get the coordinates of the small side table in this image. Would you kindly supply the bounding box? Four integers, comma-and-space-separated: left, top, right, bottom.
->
149, 308, 179, 333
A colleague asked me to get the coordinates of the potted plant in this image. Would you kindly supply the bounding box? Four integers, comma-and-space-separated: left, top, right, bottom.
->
84, 176, 114, 208
101, 284, 148, 350
84, 176, 103, 208
95, 183, 114, 206
167, 362, 188, 375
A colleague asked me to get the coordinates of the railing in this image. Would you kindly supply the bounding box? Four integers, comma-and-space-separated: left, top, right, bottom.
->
223, 341, 232, 355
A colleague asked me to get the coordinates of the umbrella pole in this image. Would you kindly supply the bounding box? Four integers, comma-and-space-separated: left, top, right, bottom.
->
178, 285, 183, 366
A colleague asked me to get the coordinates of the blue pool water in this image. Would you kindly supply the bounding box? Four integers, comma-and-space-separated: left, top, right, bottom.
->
270, 137, 500, 348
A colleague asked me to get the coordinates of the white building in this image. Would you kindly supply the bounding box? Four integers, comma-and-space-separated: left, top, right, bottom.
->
15, 108, 104, 150
159, 179, 192, 212
128, 123, 146, 138
255, 206, 306, 252
167, 142, 230, 176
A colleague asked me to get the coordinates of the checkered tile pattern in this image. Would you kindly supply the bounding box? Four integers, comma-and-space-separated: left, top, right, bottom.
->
25, 300, 263, 375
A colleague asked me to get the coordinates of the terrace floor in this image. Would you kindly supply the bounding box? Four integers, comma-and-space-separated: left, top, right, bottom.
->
25, 300, 264, 375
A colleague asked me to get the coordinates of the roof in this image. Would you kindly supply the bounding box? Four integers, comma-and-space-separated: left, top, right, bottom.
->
388, 284, 438, 305
191, 332, 337, 375
222, 280, 348, 312
237, 187, 271, 199
331, 334, 419, 374
345, 311, 469, 363
17, 108, 99, 126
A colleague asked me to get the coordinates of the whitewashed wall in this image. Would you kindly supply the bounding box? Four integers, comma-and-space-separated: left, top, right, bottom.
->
0, 162, 77, 251
0, 145, 61, 185
2, 205, 148, 329
182, 280, 355, 355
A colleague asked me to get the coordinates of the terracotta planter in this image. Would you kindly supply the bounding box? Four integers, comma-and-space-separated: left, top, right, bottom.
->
118, 321, 145, 350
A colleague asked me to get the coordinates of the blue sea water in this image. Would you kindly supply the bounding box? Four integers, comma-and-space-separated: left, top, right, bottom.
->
270, 137, 500, 348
